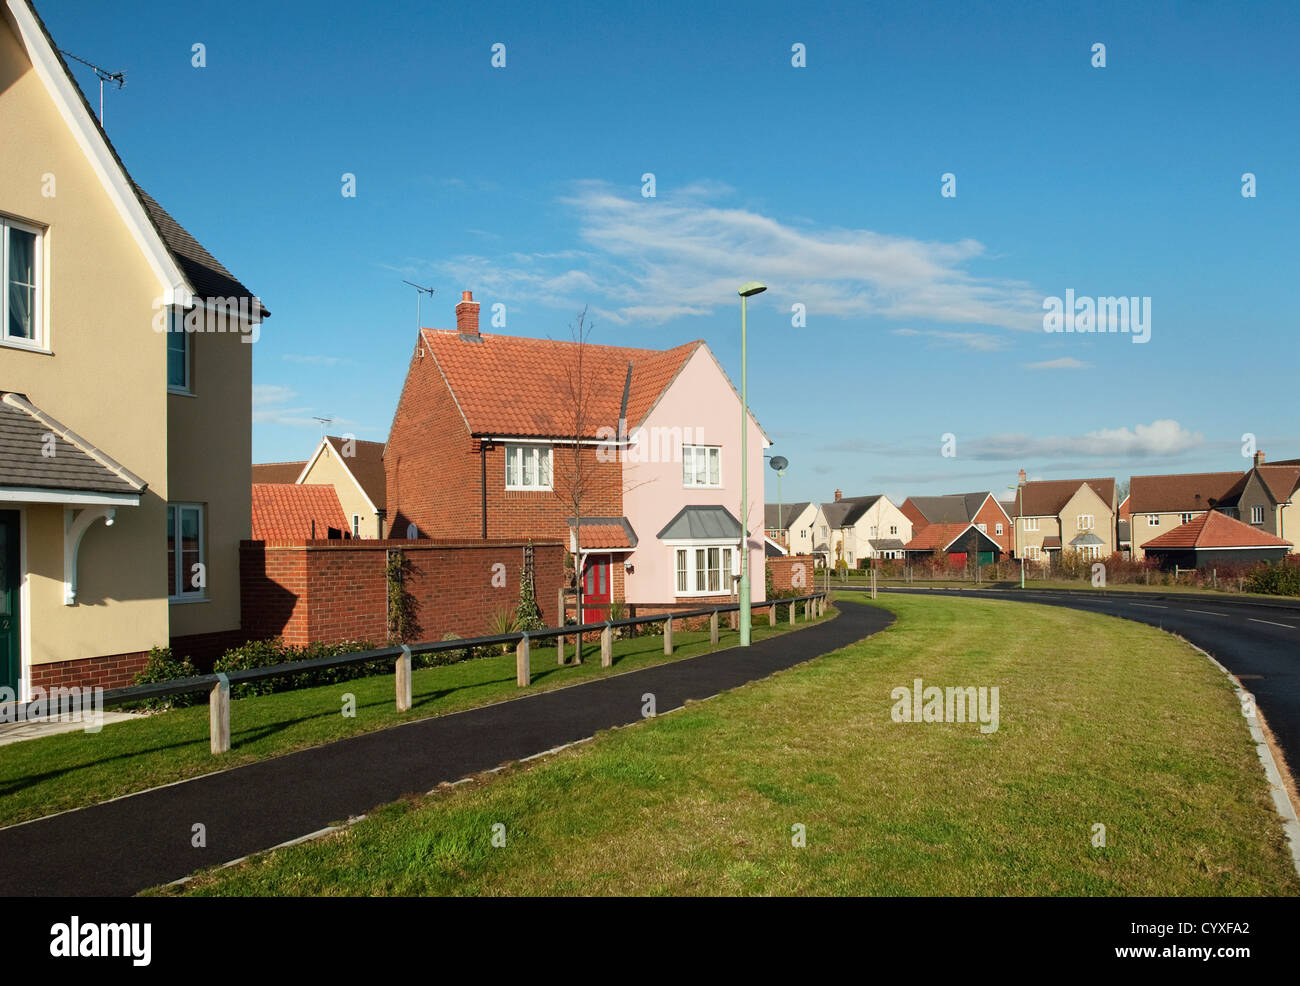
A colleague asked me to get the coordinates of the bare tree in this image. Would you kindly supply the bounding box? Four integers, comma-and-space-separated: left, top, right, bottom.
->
554, 306, 596, 655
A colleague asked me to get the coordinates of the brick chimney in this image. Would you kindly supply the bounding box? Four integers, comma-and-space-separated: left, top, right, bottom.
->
1018, 468, 1027, 485
1254, 450, 1266, 467
834, 488, 842, 501
456, 290, 480, 339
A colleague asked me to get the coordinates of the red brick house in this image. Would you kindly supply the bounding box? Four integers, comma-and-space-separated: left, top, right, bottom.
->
384, 291, 770, 618
899, 492, 1013, 560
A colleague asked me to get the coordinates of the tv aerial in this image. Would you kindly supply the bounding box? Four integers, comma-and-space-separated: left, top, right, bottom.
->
59, 49, 125, 125
403, 281, 436, 329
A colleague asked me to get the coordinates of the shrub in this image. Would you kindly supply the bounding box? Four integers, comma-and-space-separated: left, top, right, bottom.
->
126, 647, 199, 711
214, 637, 382, 698
432, 631, 471, 667
1244, 561, 1300, 597
488, 608, 520, 653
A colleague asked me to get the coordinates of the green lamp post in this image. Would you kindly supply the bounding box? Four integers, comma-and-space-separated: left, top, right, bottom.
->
737, 281, 766, 646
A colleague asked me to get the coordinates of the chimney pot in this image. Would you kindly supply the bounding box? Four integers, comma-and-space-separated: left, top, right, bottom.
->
834, 489, 842, 501
1018, 469, 1027, 485
456, 290, 480, 338
1255, 450, 1266, 467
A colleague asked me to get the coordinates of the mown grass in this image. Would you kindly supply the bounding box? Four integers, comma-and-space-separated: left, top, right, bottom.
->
0, 606, 829, 829
159, 594, 1299, 897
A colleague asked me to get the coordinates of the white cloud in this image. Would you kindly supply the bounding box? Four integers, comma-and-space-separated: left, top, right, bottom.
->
892, 328, 1007, 352
968, 419, 1203, 460
429, 181, 1044, 330
282, 354, 352, 366
1024, 357, 1092, 370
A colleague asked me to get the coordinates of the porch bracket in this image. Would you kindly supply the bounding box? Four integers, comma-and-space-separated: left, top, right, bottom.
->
64, 506, 117, 605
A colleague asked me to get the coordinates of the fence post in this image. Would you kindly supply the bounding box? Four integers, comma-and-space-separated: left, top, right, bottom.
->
789, 600, 797, 625
396, 644, 413, 712
557, 587, 566, 626
557, 631, 566, 666
709, 610, 719, 646
871, 568, 877, 600
769, 603, 777, 626
209, 673, 230, 755
664, 615, 674, 655
516, 633, 530, 687
729, 609, 738, 630
601, 623, 613, 667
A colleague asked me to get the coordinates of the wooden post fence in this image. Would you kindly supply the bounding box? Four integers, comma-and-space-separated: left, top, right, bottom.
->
710, 610, 719, 646
664, 615, 674, 655
769, 603, 777, 626
601, 623, 613, 667
210, 673, 230, 754
396, 644, 413, 712
516, 633, 531, 687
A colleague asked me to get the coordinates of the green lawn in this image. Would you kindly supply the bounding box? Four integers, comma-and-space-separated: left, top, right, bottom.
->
0, 604, 828, 829
833, 572, 1292, 600
158, 593, 1299, 897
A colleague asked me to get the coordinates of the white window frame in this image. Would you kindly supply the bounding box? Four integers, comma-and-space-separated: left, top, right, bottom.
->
352, 514, 361, 538
1023, 518, 1040, 532
1076, 514, 1094, 531
1147, 514, 1159, 527
995, 522, 1003, 536
505, 444, 553, 491
681, 445, 722, 489
1251, 505, 1264, 525
167, 503, 206, 601
670, 542, 735, 597
890, 525, 898, 535
976, 523, 987, 533
2, 216, 45, 351
166, 308, 192, 394
1025, 545, 1040, 560
1179, 512, 1194, 525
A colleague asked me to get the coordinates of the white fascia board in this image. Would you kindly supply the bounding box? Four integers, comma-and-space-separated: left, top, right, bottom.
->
0, 487, 140, 506
7, 0, 191, 305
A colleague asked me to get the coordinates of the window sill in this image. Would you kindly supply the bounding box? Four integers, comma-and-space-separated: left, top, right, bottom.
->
168, 387, 196, 398
168, 594, 210, 605
682, 485, 723, 491
1, 338, 51, 355
505, 486, 553, 492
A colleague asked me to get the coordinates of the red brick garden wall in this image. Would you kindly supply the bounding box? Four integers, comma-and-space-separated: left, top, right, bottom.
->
241, 538, 566, 647
768, 554, 817, 593
29, 651, 149, 692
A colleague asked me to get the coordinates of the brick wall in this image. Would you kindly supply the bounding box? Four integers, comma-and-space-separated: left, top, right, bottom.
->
241, 538, 566, 647
29, 651, 149, 692
767, 554, 817, 593
384, 336, 622, 543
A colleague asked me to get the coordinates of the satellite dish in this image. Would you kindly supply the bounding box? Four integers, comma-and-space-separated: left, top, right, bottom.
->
405, 523, 418, 539
770, 455, 788, 472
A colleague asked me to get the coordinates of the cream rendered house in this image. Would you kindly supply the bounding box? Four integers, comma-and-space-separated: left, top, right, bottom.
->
0, 0, 266, 697
820, 491, 913, 566
293, 435, 386, 538
1012, 473, 1116, 563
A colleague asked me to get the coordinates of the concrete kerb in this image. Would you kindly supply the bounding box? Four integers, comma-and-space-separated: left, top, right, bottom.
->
1180, 635, 1300, 878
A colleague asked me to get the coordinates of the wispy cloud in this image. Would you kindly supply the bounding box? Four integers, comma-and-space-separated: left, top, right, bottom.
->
252, 384, 360, 430
892, 328, 1007, 352
428, 181, 1044, 330
1024, 356, 1092, 370
966, 419, 1203, 460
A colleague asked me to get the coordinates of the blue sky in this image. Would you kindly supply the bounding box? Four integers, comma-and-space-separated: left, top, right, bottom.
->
44, 0, 1300, 505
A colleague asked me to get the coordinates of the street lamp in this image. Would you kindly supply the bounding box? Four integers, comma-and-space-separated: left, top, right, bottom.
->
1007, 480, 1025, 589
769, 455, 788, 546
738, 280, 766, 646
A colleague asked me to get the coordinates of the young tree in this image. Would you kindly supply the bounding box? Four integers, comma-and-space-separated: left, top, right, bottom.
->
553, 306, 596, 646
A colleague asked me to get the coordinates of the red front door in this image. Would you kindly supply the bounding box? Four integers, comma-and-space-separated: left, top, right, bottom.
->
581, 554, 612, 621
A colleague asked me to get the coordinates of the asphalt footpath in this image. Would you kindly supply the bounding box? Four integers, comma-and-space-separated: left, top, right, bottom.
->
0, 598, 893, 896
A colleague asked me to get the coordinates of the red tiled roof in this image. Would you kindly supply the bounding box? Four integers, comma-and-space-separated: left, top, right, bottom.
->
578, 521, 634, 550
1143, 510, 1292, 550
903, 522, 971, 551
251, 483, 349, 539
419, 329, 699, 439
1129, 471, 1242, 514
1015, 478, 1115, 517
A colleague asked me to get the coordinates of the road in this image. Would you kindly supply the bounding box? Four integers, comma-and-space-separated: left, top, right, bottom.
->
856, 586, 1300, 773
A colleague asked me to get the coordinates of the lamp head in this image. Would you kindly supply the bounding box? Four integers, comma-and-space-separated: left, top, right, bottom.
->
738, 281, 767, 298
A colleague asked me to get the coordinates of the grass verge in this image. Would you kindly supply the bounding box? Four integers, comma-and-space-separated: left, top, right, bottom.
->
158, 593, 1299, 896
0, 606, 829, 829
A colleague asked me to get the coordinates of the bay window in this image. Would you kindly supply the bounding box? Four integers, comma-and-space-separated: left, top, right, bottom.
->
673, 544, 734, 596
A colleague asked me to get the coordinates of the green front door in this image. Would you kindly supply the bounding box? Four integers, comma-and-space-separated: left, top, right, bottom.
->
0, 511, 20, 694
